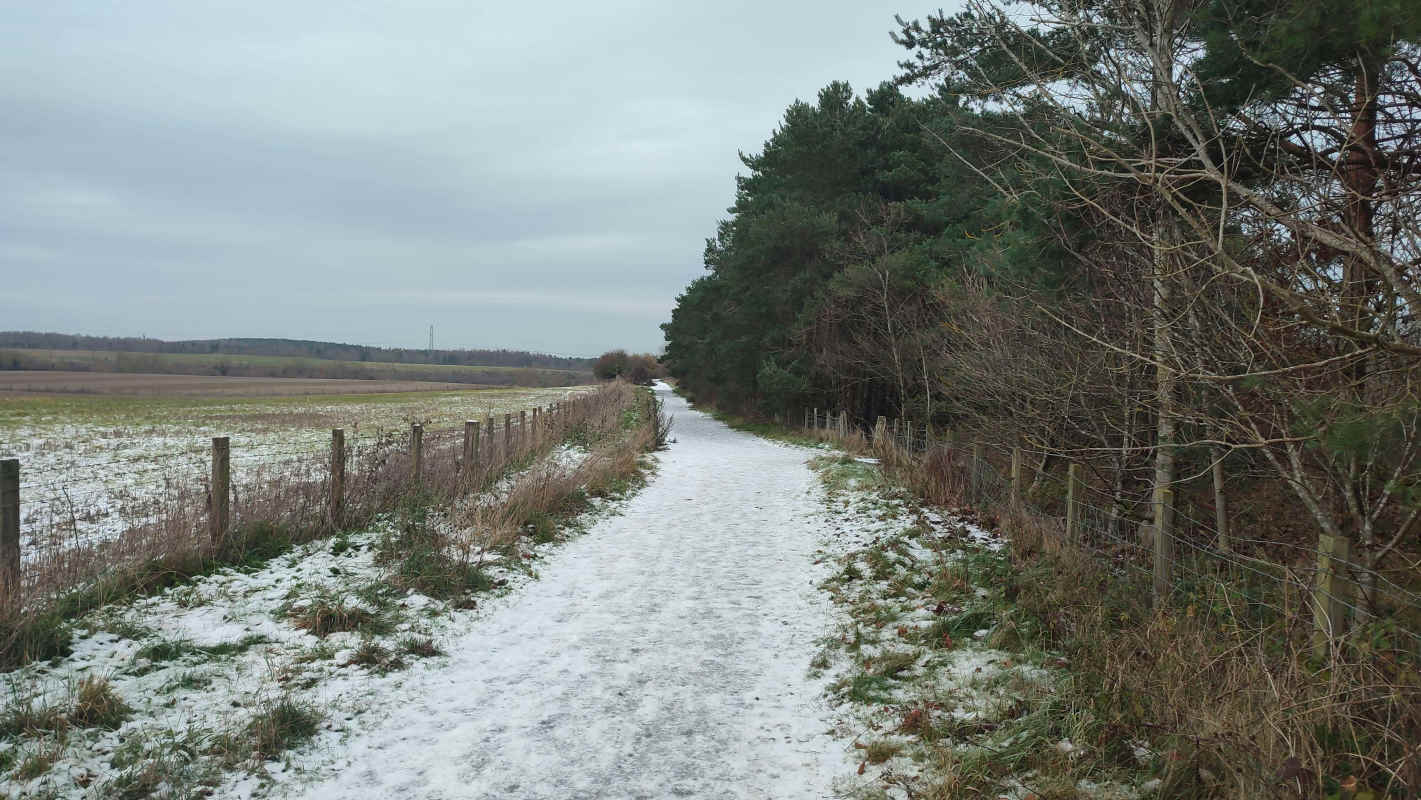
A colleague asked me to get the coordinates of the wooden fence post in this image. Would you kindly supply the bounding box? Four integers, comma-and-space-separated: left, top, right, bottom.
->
329, 429, 345, 527
1, 459, 19, 606
1065, 462, 1079, 542
504, 414, 512, 457
210, 437, 230, 543
971, 441, 983, 498
532, 408, 541, 445
1153, 485, 1175, 604
463, 420, 479, 474
904, 420, 913, 453
410, 424, 423, 484
1313, 534, 1353, 660
892, 418, 900, 450
519, 411, 527, 451
1010, 446, 1022, 503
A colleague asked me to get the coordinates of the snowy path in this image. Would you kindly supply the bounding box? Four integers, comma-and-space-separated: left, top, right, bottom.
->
297, 384, 846, 799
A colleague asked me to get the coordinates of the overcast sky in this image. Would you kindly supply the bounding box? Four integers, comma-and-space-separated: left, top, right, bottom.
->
1, 2, 941, 356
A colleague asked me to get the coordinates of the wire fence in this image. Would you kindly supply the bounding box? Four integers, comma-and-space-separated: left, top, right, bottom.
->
799, 407, 1421, 658
0, 388, 628, 616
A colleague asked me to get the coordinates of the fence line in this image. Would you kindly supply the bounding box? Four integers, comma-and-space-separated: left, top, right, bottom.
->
800, 406, 1421, 661
0, 392, 612, 615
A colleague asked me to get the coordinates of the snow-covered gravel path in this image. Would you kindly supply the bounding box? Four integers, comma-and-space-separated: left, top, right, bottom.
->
297, 384, 846, 799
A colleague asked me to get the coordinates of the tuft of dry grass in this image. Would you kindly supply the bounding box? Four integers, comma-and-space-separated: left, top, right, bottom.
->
285, 592, 380, 638
69, 674, 130, 730
0, 692, 67, 740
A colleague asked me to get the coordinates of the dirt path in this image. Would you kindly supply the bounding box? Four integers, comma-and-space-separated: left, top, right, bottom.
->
298, 384, 846, 799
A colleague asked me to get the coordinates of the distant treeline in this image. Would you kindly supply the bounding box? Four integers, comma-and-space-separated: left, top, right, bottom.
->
0, 332, 593, 371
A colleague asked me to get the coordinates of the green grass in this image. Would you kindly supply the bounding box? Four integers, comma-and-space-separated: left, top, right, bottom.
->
0, 377, 579, 432
872, 649, 920, 678
134, 634, 272, 668
88, 614, 158, 642
0, 347, 591, 390
810, 454, 884, 495
376, 506, 494, 601
706, 409, 823, 447
832, 673, 898, 705
238, 696, 321, 762
95, 698, 319, 795
159, 671, 214, 694
1, 521, 304, 670
104, 729, 210, 799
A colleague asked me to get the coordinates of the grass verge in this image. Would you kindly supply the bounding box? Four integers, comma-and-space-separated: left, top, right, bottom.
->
793, 416, 1421, 799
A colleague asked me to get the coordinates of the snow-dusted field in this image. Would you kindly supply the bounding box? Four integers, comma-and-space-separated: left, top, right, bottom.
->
0, 385, 586, 560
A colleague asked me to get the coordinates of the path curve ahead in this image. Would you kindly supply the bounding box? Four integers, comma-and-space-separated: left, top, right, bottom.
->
301, 383, 846, 799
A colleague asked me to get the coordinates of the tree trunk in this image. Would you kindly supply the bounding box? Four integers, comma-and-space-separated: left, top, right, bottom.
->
1341, 57, 1383, 611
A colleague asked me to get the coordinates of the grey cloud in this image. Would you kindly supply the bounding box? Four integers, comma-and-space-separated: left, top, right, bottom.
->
1, 1, 945, 355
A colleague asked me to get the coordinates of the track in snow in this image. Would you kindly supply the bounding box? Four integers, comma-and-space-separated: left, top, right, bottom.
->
298, 383, 847, 799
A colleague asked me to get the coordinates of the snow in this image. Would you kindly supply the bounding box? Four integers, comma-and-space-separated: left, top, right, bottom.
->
276, 382, 850, 798
0, 438, 608, 798
3, 381, 1073, 799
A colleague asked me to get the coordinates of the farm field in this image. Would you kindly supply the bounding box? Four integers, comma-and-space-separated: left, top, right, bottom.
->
0, 371, 478, 396
0, 348, 593, 387
0, 382, 593, 562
